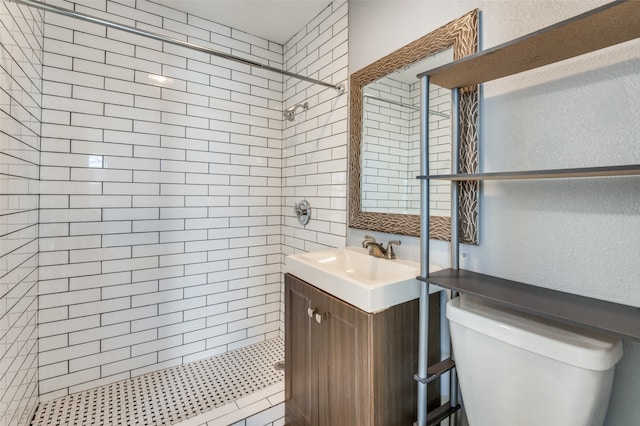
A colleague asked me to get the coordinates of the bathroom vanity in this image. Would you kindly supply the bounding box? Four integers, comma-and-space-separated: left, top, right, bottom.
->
284, 273, 440, 426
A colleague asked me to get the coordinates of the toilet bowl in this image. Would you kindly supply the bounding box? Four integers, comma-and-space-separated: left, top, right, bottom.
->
447, 294, 623, 426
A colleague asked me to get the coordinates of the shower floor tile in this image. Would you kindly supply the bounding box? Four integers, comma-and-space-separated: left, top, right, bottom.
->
32, 338, 284, 426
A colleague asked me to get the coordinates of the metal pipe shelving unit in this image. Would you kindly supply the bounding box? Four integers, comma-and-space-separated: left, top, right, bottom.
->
416, 1, 640, 424
414, 77, 461, 426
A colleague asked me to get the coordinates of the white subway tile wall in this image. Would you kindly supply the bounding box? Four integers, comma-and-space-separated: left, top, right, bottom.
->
360, 77, 450, 216
0, 2, 42, 425
281, 0, 349, 257
423, 84, 452, 216
361, 78, 416, 213
37, 0, 291, 401
1, 0, 350, 419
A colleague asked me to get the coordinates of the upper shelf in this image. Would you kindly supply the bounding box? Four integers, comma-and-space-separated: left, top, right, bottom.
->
418, 0, 640, 89
422, 164, 640, 181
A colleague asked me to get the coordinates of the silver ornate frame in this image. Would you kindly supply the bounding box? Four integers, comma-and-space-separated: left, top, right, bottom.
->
348, 10, 479, 243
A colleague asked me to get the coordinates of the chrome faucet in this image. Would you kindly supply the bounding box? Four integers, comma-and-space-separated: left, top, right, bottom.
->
362, 235, 401, 259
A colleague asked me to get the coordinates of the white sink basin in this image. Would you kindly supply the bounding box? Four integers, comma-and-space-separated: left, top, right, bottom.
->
286, 246, 442, 313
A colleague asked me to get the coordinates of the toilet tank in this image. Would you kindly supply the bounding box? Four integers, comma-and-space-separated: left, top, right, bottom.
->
447, 294, 623, 426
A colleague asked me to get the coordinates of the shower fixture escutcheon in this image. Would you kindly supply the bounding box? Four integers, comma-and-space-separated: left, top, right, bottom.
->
294, 200, 311, 225
283, 102, 309, 122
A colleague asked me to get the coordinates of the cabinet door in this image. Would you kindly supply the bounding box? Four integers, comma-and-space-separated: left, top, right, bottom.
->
285, 274, 318, 426
316, 290, 370, 426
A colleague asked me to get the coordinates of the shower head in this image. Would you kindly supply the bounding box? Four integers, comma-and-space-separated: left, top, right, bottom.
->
283, 102, 309, 122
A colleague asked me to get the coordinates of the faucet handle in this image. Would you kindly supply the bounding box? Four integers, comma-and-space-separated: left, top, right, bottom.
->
362, 235, 376, 247
386, 240, 401, 259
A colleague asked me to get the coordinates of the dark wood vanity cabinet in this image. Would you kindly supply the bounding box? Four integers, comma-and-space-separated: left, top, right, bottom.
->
285, 273, 440, 426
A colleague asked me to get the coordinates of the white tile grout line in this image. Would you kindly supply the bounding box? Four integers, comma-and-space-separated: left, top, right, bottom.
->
31, 338, 284, 426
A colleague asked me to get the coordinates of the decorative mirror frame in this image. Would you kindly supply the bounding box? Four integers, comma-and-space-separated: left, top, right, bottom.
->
349, 10, 479, 243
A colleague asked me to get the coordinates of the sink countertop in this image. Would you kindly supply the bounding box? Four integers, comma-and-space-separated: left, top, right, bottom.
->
285, 246, 444, 313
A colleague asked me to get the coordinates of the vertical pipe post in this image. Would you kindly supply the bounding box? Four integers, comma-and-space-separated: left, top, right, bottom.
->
449, 88, 462, 414
417, 74, 431, 426
450, 87, 460, 270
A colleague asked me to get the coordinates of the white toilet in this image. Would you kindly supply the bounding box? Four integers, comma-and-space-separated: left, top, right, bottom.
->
447, 294, 623, 426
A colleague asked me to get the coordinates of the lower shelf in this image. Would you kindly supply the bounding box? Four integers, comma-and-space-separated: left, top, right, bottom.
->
414, 357, 455, 385
425, 403, 461, 426
421, 268, 640, 341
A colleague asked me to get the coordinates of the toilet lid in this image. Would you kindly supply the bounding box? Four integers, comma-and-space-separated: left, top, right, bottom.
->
446, 294, 624, 370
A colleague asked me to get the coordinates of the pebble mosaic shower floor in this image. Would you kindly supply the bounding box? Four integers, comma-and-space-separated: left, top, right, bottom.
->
31, 338, 284, 426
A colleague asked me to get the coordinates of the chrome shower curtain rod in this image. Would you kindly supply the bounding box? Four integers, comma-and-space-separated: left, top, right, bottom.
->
363, 93, 450, 118
10, 0, 344, 93
363, 93, 420, 111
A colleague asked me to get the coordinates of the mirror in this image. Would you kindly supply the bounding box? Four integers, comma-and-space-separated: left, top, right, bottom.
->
360, 49, 453, 217
349, 10, 479, 243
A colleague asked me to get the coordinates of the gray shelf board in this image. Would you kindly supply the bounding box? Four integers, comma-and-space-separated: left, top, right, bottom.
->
425, 164, 640, 181
417, 0, 640, 89
426, 402, 460, 426
426, 268, 640, 341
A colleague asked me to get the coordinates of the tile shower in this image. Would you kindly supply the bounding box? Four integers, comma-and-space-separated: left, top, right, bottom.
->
0, 0, 348, 424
